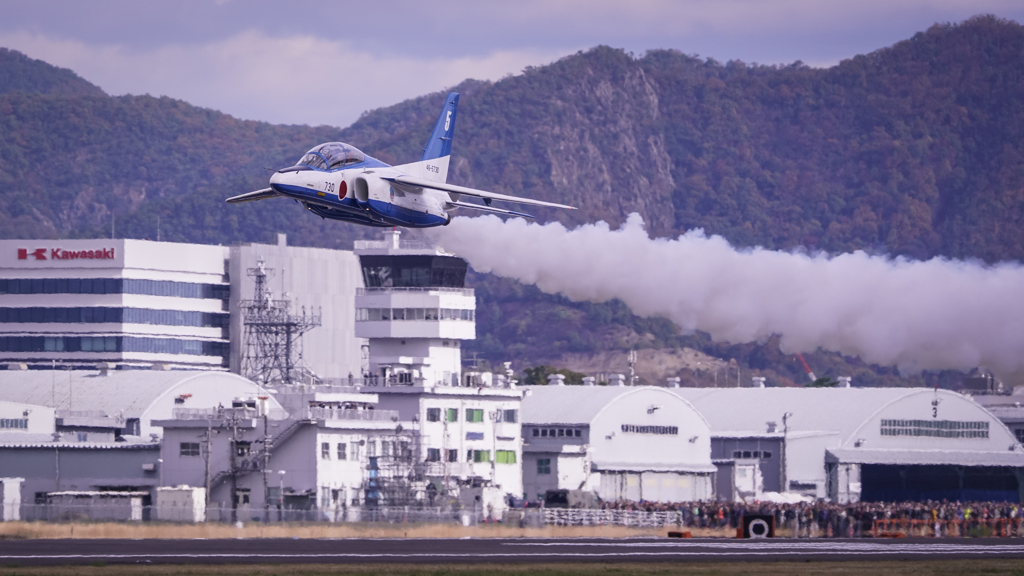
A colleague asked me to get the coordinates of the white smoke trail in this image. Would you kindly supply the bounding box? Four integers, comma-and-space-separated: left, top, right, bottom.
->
429, 213, 1024, 377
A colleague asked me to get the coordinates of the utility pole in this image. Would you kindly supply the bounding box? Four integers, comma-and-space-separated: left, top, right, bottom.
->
203, 423, 213, 511
229, 410, 239, 523
261, 396, 271, 523
781, 412, 792, 494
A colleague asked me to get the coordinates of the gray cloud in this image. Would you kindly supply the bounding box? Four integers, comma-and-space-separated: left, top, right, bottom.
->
2, 1, 1023, 126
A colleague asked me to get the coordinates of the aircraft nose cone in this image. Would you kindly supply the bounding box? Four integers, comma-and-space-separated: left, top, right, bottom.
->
269, 170, 287, 191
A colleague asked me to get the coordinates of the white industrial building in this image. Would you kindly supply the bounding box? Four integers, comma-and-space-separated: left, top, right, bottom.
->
0, 369, 279, 510
673, 387, 1024, 503
0, 236, 364, 379
968, 387, 1024, 446
155, 386, 402, 521
520, 383, 715, 503
0, 239, 231, 370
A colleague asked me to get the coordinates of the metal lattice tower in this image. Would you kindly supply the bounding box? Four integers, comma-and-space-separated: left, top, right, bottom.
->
240, 259, 321, 386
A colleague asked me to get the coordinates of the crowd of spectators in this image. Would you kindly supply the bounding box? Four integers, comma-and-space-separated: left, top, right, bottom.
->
592, 499, 1024, 537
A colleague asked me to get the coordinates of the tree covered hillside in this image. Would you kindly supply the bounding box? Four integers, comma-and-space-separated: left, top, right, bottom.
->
0, 15, 1021, 387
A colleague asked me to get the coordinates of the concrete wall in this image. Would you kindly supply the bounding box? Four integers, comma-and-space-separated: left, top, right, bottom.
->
0, 445, 160, 503
229, 241, 364, 381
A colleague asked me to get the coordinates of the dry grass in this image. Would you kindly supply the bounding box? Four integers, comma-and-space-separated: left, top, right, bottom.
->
0, 561, 1023, 576
0, 521, 736, 540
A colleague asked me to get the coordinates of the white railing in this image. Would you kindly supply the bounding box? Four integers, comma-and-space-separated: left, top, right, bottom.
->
56, 410, 109, 419
544, 508, 686, 527
356, 287, 474, 296
353, 240, 440, 252
308, 407, 400, 422
171, 407, 259, 420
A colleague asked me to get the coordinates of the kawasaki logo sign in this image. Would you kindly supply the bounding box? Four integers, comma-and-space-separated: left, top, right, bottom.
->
17, 248, 116, 261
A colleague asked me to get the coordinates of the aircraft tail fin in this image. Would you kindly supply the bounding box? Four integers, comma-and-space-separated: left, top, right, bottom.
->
419, 92, 459, 180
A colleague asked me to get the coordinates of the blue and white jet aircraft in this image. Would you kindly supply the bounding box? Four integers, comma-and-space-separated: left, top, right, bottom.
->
226, 92, 574, 227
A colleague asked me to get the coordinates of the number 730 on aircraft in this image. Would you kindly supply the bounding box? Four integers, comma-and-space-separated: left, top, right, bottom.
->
226, 92, 574, 227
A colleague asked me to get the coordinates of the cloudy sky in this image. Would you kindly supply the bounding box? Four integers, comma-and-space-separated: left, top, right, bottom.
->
3, 1, 1023, 128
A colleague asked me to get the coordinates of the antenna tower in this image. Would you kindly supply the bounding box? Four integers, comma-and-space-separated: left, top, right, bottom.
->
240, 258, 322, 386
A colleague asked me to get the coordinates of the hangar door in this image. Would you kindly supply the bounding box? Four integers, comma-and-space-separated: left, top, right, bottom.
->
860, 465, 1020, 502
641, 473, 696, 502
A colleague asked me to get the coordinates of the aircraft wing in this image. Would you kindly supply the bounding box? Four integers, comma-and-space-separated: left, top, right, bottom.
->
225, 188, 281, 204
383, 175, 574, 210
447, 200, 535, 218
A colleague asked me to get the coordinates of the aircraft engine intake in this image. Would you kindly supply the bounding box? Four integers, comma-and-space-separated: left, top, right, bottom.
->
353, 175, 390, 208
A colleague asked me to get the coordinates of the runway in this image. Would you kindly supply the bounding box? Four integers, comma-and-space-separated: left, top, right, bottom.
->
2, 538, 1024, 566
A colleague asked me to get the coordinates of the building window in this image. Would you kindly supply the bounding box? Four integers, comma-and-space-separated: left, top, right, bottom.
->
472, 450, 491, 463
337, 443, 347, 460
180, 442, 200, 457
0, 278, 227, 299
426, 448, 441, 462
558, 429, 565, 437
574, 429, 581, 437
496, 450, 517, 464
532, 428, 539, 437
234, 489, 250, 505
367, 440, 377, 457
1016, 429, 1024, 444
76, 432, 88, 442
537, 458, 551, 475
426, 408, 441, 422
880, 418, 990, 439
446, 449, 458, 462
732, 450, 771, 460
541, 429, 548, 437
446, 408, 459, 422
321, 442, 331, 459
465, 408, 483, 423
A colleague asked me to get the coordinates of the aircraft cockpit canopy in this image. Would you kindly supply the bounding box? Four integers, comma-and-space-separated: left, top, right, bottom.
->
297, 142, 366, 170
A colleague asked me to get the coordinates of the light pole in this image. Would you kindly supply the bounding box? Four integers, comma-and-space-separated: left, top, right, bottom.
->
278, 470, 286, 522
781, 412, 792, 494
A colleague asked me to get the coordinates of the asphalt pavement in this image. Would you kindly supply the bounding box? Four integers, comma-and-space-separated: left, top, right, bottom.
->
2, 537, 1024, 566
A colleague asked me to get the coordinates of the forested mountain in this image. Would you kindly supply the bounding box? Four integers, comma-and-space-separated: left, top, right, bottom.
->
1, 15, 1021, 388
0, 48, 105, 98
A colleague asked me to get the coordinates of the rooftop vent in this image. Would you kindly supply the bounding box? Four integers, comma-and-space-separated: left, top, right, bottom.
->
751, 377, 766, 388
609, 374, 626, 387
96, 362, 115, 376
582, 377, 596, 387
6, 363, 28, 371
547, 374, 565, 386
666, 377, 681, 388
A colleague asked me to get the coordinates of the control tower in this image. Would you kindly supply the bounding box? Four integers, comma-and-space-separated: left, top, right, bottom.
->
353, 230, 474, 386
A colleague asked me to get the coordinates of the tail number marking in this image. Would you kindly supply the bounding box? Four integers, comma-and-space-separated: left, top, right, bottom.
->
426, 165, 439, 174
444, 111, 451, 131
